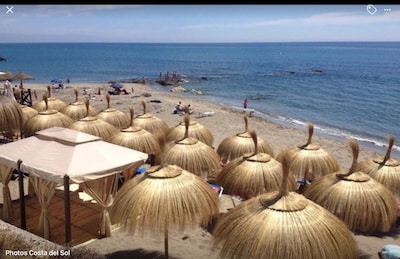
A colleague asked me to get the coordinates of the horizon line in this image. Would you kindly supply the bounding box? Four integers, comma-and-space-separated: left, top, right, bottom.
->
1, 40, 400, 44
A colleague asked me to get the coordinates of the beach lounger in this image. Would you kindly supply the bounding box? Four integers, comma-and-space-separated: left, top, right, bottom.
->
243, 108, 255, 117
378, 244, 400, 259
209, 183, 224, 197
196, 111, 215, 118
231, 195, 244, 207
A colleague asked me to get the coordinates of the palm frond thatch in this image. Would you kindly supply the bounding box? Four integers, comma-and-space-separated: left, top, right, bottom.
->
60, 87, 98, 121
108, 106, 162, 165
20, 105, 38, 126
303, 138, 398, 234
68, 97, 118, 140
134, 99, 170, 147
32, 85, 67, 112
216, 130, 296, 199
0, 71, 13, 80
0, 95, 24, 134
24, 94, 74, 137
212, 149, 359, 259
111, 164, 220, 258
357, 135, 400, 202
96, 93, 130, 129
161, 114, 221, 182
276, 122, 339, 182
217, 114, 274, 163
166, 111, 214, 147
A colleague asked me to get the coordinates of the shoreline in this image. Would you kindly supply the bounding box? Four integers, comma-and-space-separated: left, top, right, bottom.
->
20, 82, 383, 168
176, 90, 400, 159
20, 81, 397, 163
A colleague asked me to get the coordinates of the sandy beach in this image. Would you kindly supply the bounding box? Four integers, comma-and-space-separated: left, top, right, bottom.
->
4, 82, 400, 258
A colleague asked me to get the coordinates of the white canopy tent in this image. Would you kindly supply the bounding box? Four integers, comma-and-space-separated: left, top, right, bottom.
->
0, 126, 148, 245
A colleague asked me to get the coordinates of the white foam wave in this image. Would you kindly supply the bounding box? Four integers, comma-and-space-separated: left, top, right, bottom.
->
271, 114, 400, 156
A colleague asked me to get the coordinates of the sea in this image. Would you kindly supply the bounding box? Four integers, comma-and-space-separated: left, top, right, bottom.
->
1, 42, 399, 157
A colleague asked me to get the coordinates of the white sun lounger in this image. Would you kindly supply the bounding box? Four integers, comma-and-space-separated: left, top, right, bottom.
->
196, 111, 215, 118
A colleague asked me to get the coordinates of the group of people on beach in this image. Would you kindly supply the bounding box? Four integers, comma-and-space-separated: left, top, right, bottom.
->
173, 101, 194, 115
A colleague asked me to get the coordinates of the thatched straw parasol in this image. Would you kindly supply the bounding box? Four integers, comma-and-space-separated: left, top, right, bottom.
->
108, 106, 162, 165
161, 114, 221, 182
32, 85, 67, 112
111, 164, 220, 259
60, 87, 98, 121
216, 130, 296, 200
303, 138, 398, 234
12, 71, 35, 87
134, 99, 170, 147
24, 94, 74, 137
0, 71, 13, 81
212, 150, 359, 259
166, 106, 214, 147
357, 135, 400, 203
276, 122, 339, 192
68, 97, 118, 140
96, 93, 130, 129
0, 95, 23, 140
216, 114, 274, 164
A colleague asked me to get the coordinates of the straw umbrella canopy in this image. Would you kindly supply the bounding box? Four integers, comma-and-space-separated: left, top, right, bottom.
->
107, 106, 162, 165
161, 114, 221, 182
32, 85, 67, 112
0, 71, 14, 81
68, 97, 118, 140
166, 105, 214, 147
216, 130, 297, 200
60, 87, 98, 121
276, 122, 339, 188
134, 99, 170, 147
303, 138, 398, 234
217, 114, 274, 164
96, 93, 130, 129
12, 71, 35, 87
24, 94, 74, 137
0, 95, 23, 137
357, 135, 400, 203
111, 164, 220, 259
212, 150, 359, 259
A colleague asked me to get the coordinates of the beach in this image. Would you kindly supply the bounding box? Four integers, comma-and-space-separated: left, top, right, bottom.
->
3, 82, 400, 258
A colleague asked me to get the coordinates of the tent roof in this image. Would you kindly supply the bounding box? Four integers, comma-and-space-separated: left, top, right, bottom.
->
0, 127, 148, 184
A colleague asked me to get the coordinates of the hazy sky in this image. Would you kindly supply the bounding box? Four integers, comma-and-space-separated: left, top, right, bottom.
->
0, 4, 399, 43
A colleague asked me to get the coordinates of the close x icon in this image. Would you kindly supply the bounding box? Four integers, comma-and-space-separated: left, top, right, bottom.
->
5, 6, 14, 14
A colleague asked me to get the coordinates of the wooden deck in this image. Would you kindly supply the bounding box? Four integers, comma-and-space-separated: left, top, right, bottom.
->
0, 186, 105, 247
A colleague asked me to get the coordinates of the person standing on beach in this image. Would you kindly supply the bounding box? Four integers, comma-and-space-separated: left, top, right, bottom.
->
243, 99, 248, 109
4, 79, 16, 101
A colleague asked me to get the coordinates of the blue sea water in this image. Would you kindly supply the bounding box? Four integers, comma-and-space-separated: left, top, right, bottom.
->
1, 42, 399, 157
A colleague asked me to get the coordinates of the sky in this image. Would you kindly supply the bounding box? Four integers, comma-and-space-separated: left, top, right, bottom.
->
0, 4, 399, 43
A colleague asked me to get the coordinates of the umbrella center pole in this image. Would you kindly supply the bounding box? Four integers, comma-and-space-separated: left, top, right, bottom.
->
164, 226, 169, 259
17, 159, 26, 230
64, 175, 72, 248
